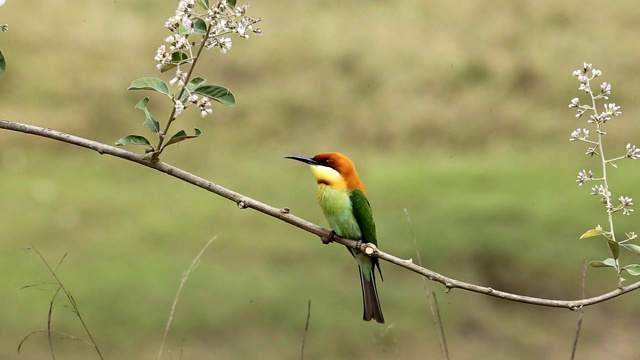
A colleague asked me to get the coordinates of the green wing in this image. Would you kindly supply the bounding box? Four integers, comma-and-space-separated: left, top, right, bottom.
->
350, 189, 377, 246
350, 189, 382, 279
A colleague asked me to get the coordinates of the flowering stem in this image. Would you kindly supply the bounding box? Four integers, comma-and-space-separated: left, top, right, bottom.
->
587, 77, 622, 282
153, 22, 214, 160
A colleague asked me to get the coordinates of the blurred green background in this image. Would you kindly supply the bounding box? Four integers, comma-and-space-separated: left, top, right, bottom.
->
2, 0, 640, 359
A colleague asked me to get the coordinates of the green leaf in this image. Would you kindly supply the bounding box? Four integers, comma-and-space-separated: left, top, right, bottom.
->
128, 77, 170, 96
176, 77, 208, 103
0, 50, 5, 73
115, 135, 151, 146
144, 117, 160, 134
187, 77, 207, 90
160, 63, 177, 73
135, 97, 150, 110
193, 18, 208, 34
589, 258, 617, 268
163, 128, 202, 148
194, 85, 235, 106
135, 97, 160, 133
228, 0, 237, 7
160, 52, 190, 73
622, 243, 640, 256
196, 0, 210, 10
607, 237, 620, 259
579, 228, 605, 239
623, 264, 640, 276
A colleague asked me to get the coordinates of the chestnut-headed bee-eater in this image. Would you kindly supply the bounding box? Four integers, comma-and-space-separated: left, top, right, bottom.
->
285, 152, 384, 323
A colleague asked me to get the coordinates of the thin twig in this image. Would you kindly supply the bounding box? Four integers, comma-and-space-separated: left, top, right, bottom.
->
570, 260, 588, 360
158, 235, 218, 360
27, 245, 104, 359
3, 120, 640, 309
47, 287, 61, 360
404, 208, 449, 360
18, 330, 96, 353
300, 299, 312, 360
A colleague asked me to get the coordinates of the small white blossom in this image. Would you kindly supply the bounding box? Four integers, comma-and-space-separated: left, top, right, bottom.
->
619, 196, 634, 215
585, 146, 598, 156
182, 17, 193, 32
626, 143, 640, 160
174, 100, 185, 115
197, 97, 213, 117
604, 103, 621, 116
620, 196, 633, 206
570, 128, 589, 142
569, 97, 580, 108
154, 45, 171, 69
169, 69, 187, 87
600, 82, 611, 98
208, 37, 233, 53
589, 112, 611, 125
165, 16, 181, 31
176, 0, 195, 16
187, 94, 199, 103
576, 169, 594, 186
165, 34, 189, 51
591, 184, 609, 197
592, 68, 602, 77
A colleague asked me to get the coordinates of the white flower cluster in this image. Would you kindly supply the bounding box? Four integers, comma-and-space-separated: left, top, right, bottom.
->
625, 143, 640, 160
576, 169, 594, 186
618, 196, 634, 216
568, 63, 639, 163
569, 128, 589, 142
590, 184, 610, 197
156, 0, 262, 63
153, 0, 262, 118
569, 62, 637, 218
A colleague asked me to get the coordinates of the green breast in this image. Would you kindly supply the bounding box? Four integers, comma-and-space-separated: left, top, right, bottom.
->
316, 184, 362, 239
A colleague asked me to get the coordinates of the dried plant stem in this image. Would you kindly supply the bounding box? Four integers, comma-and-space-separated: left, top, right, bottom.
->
19, 245, 104, 359
570, 260, 588, 360
158, 235, 218, 360
404, 209, 449, 360
300, 299, 312, 360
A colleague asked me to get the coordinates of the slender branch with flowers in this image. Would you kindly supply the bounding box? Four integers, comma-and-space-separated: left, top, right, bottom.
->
115, 0, 262, 161
569, 62, 640, 287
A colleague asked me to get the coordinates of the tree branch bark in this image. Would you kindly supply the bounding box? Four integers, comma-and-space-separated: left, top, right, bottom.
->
2, 119, 638, 309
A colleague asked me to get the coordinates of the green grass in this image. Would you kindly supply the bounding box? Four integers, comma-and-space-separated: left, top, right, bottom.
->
2, 0, 640, 359
2, 149, 639, 359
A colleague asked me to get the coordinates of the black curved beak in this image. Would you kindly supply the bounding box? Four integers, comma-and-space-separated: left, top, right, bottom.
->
284, 155, 318, 165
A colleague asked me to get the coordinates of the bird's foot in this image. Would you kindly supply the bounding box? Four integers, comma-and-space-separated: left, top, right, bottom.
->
322, 230, 336, 244
355, 240, 363, 251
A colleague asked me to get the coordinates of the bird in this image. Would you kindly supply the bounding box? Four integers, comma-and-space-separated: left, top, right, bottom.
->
285, 152, 384, 323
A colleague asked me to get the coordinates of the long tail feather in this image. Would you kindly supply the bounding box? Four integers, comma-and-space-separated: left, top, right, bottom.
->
359, 268, 384, 323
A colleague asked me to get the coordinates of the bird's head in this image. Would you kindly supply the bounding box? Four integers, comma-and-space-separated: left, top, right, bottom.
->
285, 152, 366, 194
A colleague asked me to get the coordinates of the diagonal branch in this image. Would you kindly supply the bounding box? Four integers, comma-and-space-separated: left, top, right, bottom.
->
2, 119, 640, 309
